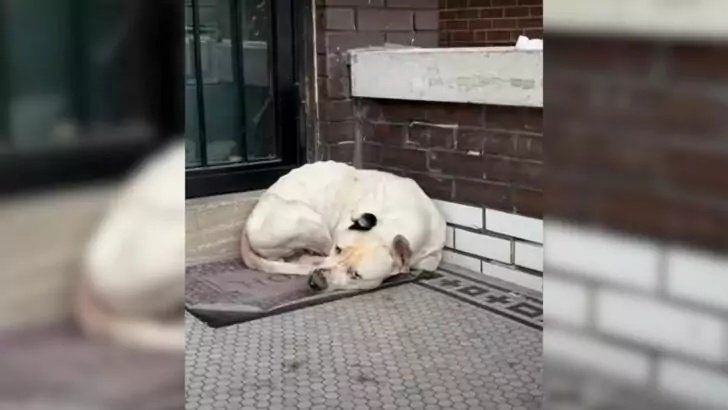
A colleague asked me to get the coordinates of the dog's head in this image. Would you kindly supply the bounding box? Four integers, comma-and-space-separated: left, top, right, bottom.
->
307, 233, 412, 292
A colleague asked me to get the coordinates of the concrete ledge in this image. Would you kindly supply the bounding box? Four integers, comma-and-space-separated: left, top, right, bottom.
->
547, 0, 728, 40
349, 47, 543, 107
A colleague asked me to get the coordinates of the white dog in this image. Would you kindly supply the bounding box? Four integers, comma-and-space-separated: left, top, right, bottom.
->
75, 140, 185, 351
241, 161, 447, 292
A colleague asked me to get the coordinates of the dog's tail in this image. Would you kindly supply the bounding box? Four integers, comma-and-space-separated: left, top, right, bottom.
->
74, 277, 184, 352
240, 230, 314, 275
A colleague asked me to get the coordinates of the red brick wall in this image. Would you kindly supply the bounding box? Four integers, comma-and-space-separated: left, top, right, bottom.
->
359, 100, 543, 218
439, 0, 543, 47
316, 0, 440, 162
548, 36, 728, 251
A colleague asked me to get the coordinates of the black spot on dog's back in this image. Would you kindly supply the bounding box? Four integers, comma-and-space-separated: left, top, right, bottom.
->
348, 213, 377, 231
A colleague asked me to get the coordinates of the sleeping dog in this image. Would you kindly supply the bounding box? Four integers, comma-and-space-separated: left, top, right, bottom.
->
241, 161, 447, 292
75, 140, 185, 351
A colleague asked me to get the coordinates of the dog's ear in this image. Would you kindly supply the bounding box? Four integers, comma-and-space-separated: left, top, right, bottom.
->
348, 213, 377, 231
391, 235, 412, 270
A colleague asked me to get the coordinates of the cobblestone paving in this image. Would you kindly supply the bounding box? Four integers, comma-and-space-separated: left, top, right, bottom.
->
186, 272, 542, 410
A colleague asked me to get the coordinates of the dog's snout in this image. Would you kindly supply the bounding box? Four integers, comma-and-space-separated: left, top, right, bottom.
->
308, 269, 328, 291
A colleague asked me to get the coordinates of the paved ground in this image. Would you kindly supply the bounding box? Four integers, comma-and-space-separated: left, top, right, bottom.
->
185, 266, 543, 410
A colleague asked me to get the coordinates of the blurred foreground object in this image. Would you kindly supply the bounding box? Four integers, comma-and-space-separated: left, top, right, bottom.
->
0, 0, 184, 408
78, 140, 185, 351
546, 0, 728, 409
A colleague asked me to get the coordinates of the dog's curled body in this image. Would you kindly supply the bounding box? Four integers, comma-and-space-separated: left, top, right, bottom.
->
76, 140, 185, 351
242, 161, 446, 291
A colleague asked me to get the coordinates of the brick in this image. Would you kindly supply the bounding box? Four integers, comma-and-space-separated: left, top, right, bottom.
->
524, 28, 542, 38
666, 149, 728, 198
385, 32, 439, 48
492, 19, 518, 29
667, 247, 728, 314
324, 0, 384, 6
454, 228, 511, 263
426, 103, 485, 127
387, 0, 438, 8
429, 150, 510, 183
594, 189, 673, 240
401, 171, 453, 201
543, 276, 590, 326
325, 31, 385, 54
363, 122, 407, 145
414, 10, 439, 30
380, 146, 428, 171
546, 221, 661, 291
325, 75, 350, 99
504, 6, 530, 17
510, 160, 542, 188
529, 6, 543, 16
517, 17, 541, 28
545, 329, 650, 384
596, 289, 726, 361
548, 36, 657, 77
324, 8, 356, 30
357, 9, 413, 31
492, 0, 517, 5
327, 142, 355, 163
481, 8, 505, 18
456, 129, 495, 154
468, 0, 492, 6
486, 105, 541, 132
362, 142, 382, 163
434, 199, 484, 229
378, 100, 429, 122
512, 188, 542, 218
407, 123, 455, 149
668, 44, 728, 83
319, 121, 354, 143
486, 30, 514, 42
517, 0, 541, 5
442, 20, 468, 30
319, 100, 354, 121
514, 134, 542, 160
469, 20, 492, 30
658, 359, 728, 409
453, 179, 511, 211
325, 53, 348, 78
316, 54, 326, 77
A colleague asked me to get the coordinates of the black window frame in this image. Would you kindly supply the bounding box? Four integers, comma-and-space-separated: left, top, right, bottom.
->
0, 0, 184, 197
184, 0, 308, 199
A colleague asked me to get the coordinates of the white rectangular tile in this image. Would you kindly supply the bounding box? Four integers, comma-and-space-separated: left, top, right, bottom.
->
544, 276, 590, 327
442, 250, 481, 272
485, 208, 543, 243
481, 261, 542, 292
666, 246, 728, 313
658, 359, 728, 409
515, 241, 543, 271
545, 221, 660, 291
445, 226, 454, 248
596, 290, 726, 362
544, 328, 650, 384
454, 229, 511, 263
433, 200, 483, 229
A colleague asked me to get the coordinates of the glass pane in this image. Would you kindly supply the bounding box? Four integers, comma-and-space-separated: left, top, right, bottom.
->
184, 0, 276, 167
4, 0, 74, 150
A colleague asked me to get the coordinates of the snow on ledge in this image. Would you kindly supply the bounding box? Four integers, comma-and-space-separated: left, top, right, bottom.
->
348, 46, 543, 108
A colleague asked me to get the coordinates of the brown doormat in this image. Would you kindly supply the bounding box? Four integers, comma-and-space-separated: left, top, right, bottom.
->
0, 324, 183, 410
186, 259, 422, 328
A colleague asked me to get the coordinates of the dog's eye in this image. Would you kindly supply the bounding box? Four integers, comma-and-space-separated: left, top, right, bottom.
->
335, 246, 342, 254
347, 268, 361, 280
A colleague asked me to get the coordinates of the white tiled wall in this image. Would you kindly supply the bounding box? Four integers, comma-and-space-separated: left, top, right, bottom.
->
545, 219, 728, 409
433, 199, 543, 292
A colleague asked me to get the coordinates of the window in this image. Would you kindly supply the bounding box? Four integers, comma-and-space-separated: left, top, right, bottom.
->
0, 0, 181, 196
184, 0, 302, 198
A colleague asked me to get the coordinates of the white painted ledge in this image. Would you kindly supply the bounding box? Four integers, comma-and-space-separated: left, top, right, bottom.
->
547, 0, 728, 40
349, 47, 543, 108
